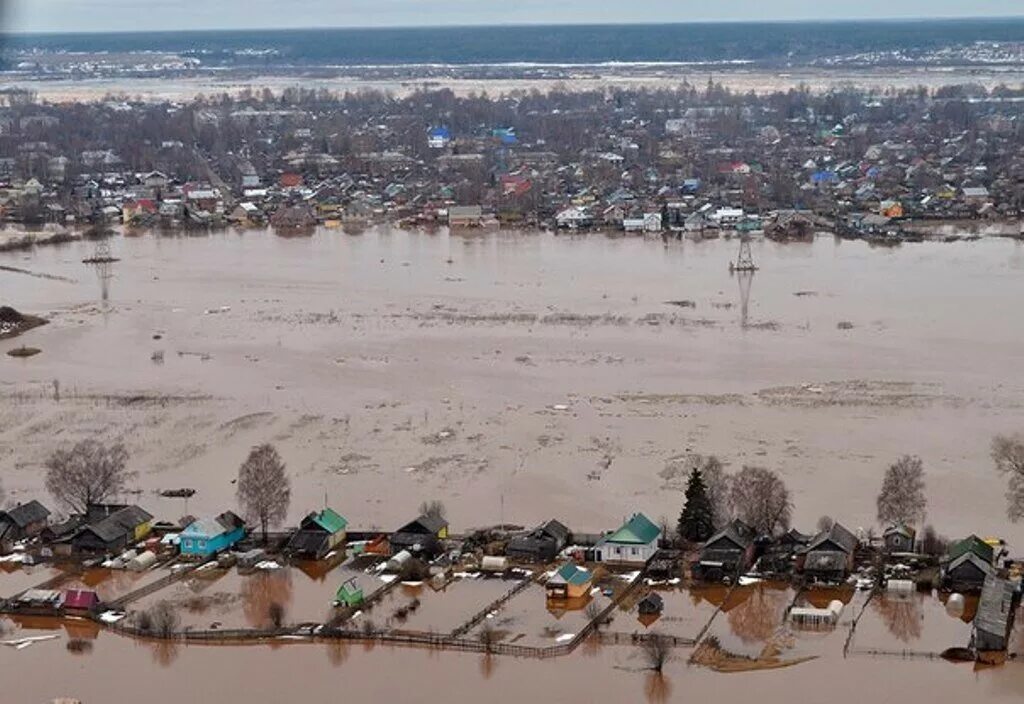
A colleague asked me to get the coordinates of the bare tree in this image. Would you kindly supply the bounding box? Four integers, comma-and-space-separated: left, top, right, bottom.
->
991, 434, 1024, 521
876, 455, 927, 527
728, 466, 792, 535
44, 440, 134, 513
817, 515, 835, 532
418, 499, 447, 520
268, 601, 285, 629
700, 456, 732, 529
237, 443, 291, 541
478, 621, 499, 654
642, 632, 672, 673
138, 600, 179, 638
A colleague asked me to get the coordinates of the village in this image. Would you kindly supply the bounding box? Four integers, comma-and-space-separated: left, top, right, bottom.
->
1, 441, 1021, 676
1, 79, 1023, 251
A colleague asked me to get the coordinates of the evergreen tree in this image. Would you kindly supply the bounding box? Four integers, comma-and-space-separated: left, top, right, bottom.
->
678, 467, 716, 542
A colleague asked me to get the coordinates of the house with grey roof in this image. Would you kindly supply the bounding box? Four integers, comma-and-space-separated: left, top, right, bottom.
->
798, 522, 858, 583
507, 519, 570, 563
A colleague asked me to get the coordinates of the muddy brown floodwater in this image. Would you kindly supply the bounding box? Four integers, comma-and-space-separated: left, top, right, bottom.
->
4, 227, 1024, 548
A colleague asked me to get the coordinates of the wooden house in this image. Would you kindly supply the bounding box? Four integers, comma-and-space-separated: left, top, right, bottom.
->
390, 515, 448, 558
180, 512, 246, 557
798, 522, 858, 583
546, 563, 593, 600
594, 513, 661, 565
0, 500, 51, 549
68, 505, 153, 554
941, 536, 995, 592
506, 519, 570, 563
693, 520, 755, 582
287, 508, 348, 559
883, 524, 916, 553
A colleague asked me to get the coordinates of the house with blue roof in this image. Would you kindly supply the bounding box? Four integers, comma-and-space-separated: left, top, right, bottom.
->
428, 126, 451, 149
595, 513, 661, 565
180, 511, 246, 557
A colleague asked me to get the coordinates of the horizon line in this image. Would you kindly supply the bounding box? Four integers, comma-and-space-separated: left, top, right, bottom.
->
6, 15, 1024, 38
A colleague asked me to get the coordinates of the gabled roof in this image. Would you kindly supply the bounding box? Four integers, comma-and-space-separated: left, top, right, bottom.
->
603, 513, 661, 545
309, 508, 347, 534
396, 514, 447, 535
703, 520, 754, 552
946, 551, 994, 579
944, 535, 994, 565
0, 500, 50, 529
549, 563, 592, 587
806, 522, 858, 555
63, 589, 100, 610
538, 519, 570, 544
183, 511, 244, 539
883, 524, 915, 539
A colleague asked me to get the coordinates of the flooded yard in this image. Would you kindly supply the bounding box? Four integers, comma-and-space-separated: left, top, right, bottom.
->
849, 590, 979, 655
629, 584, 721, 641
393, 575, 524, 635
0, 563, 71, 599
469, 582, 610, 648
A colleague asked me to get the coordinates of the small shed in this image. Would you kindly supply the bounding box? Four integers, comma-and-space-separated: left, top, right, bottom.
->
336, 580, 364, 608
546, 563, 593, 600
287, 508, 347, 559
788, 600, 844, 629
637, 592, 664, 616
883, 524, 916, 553
63, 589, 101, 613
128, 550, 158, 572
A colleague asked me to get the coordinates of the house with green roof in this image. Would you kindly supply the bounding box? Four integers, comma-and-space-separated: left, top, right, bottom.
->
287, 508, 348, 559
941, 535, 996, 592
595, 513, 661, 565
546, 562, 594, 599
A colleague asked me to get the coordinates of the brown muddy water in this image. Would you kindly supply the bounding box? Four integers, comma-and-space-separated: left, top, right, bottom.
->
3, 226, 1024, 548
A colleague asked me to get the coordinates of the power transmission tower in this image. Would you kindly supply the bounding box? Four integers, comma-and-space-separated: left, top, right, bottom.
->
82, 239, 119, 304
737, 269, 754, 329
729, 234, 758, 273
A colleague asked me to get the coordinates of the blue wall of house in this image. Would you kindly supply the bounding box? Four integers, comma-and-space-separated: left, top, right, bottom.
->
180, 526, 245, 556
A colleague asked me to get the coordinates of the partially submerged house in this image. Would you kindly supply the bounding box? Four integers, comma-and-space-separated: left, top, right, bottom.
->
506, 519, 570, 563
883, 524, 916, 553
638, 592, 664, 616
798, 522, 858, 583
941, 535, 995, 592
287, 508, 348, 559
63, 588, 101, 614
594, 513, 661, 565
180, 512, 246, 557
546, 563, 593, 600
68, 505, 153, 554
0, 500, 50, 549
692, 520, 755, 582
391, 514, 449, 558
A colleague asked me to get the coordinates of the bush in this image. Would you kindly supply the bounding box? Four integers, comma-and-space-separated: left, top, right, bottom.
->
268, 601, 285, 629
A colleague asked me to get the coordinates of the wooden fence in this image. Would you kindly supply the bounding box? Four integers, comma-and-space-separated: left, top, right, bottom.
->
449, 577, 534, 638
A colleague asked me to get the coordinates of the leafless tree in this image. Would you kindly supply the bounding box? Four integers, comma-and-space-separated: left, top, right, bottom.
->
991, 434, 1024, 521
728, 466, 792, 535
478, 621, 499, 653
141, 601, 180, 638
642, 632, 672, 673
876, 455, 927, 527
920, 525, 947, 556
237, 443, 291, 541
817, 515, 835, 532
268, 601, 286, 629
44, 440, 134, 513
700, 456, 732, 528
418, 499, 447, 520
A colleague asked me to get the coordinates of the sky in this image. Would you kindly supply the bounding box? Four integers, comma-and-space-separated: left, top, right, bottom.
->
4, 0, 1024, 33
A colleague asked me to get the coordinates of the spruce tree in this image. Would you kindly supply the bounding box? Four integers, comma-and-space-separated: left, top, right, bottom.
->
678, 467, 716, 542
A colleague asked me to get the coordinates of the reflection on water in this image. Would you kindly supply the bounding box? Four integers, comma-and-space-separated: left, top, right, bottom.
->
874, 594, 924, 643
151, 640, 180, 667
725, 583, 790, 644
242, 570, 294, 628
644, 672, 672, 704
325, 639, 350, 667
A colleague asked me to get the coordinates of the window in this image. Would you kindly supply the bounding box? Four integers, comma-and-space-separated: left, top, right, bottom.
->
183, 539, 192, 549
631, 547, 638, 556
198, 540, 206, 550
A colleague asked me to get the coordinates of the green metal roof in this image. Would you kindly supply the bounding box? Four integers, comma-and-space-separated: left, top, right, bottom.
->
605, 513, 660, 545
945, 535, 993, 565
555, 563, 592, 586
312, 508, 348, 534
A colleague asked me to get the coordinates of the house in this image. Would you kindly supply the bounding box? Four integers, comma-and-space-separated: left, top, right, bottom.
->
279, 172, 303, 189
336, 579, 364, 607
555, 206, 593, 229
594, 513, 661, 565
962, 186, 991, 204
391, 514, 449, 558
623, 212, 662, 233
507, 519, 570, 563
546, 563, 593, 599
974, 575, 1021, 657
710, 207, 745, 226
798, 522, 858, 583
69, 505, 153, 554
448, 205, 484, 227
287, 508, 348, 559
63, 589, 101, 614
228, 202, 263, 225
180, 512, 246, 557
0, 500, 51, 548
883, 524, 916, 553
427, 126, 452, 149
692, 520, 755, 582
941, 535, 995, 592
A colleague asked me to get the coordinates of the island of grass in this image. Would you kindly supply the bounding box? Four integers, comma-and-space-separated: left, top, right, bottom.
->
0, 305, 48, 340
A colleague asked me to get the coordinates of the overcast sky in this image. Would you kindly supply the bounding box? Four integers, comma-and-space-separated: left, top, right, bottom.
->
5, 0, 1024, 33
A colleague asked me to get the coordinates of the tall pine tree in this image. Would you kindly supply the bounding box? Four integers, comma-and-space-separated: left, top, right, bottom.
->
678, 467, 716, 542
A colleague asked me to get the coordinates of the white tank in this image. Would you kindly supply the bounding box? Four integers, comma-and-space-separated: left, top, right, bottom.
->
946, 592, 965, 617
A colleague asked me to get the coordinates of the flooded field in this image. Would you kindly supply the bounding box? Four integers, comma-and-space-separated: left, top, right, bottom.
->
471, 581, 609, 647
127, 564, 349, 630
849, 590, 979, 655
389, 575, 523, 635
0, 610, 1022, 704
4, 226, 1024, 547
0, 563, 69, 599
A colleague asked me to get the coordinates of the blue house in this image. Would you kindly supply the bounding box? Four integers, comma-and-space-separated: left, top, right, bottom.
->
180, 511, 246, 557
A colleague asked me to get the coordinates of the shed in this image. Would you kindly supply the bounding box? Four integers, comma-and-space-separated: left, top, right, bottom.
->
546, 563, 593, 600
63, 589, 101, 613
799, 522, 858, 582
481, 556, 509, 572
637, 592, 664, 616
391, 515, 448, 558
883, 524, 916, 553
693, 519, 755, 581
336, 580, 364, 608
506, 519, 570, 563
975, 575, 1020, 654
0, 500, 51, 543
287, 508, 347, 559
